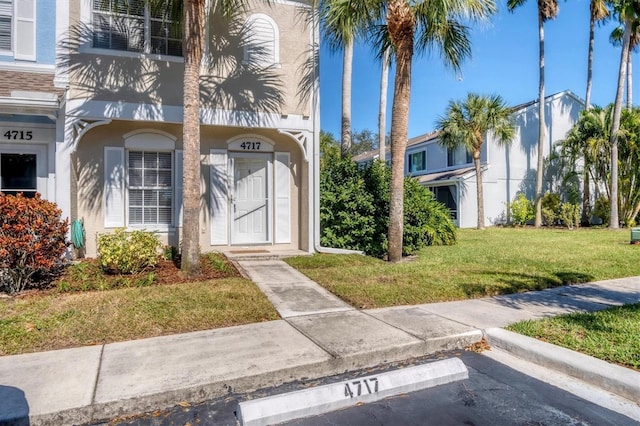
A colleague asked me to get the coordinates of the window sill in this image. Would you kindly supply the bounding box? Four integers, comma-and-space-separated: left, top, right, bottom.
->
81, 47, 184, 63
126, 225, 176, 234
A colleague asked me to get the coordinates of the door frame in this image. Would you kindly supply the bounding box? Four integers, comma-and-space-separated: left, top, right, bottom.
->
228, 152, 273, 245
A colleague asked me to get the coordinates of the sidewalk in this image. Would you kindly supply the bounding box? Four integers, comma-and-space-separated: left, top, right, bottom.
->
1, 259, 639, 425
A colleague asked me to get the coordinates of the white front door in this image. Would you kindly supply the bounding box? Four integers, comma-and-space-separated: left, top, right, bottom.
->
231, 154, 271, 244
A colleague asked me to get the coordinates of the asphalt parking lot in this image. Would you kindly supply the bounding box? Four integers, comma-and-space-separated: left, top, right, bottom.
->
95, 350, 639, 426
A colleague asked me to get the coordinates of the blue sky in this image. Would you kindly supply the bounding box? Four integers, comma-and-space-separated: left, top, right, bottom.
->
319, 0, 626, 139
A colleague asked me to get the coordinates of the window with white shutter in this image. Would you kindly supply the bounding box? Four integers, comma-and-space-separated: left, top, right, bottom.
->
0, 0, 12, 53
243, 14, 279, 67
128, 151, 173, 226
92, 0, 182, 56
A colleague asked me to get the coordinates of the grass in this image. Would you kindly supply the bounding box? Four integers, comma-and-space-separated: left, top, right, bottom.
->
286, 228, 640, 309
0, 256, 279, 356
507, 304, 640, 371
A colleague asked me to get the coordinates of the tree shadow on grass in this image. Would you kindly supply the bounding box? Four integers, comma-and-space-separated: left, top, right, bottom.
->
459, 270, 595, 298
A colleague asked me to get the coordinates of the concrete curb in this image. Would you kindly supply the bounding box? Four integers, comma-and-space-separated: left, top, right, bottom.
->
237, 357, 468, 426
484, 328, 640, 403
10, 331, 481, 426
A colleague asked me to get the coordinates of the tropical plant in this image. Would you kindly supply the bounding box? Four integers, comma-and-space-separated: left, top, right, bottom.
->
610, 23, 640, 110
508, 193, 534, 226
508, 0, 559, 228
562, 105, 612, 223
608, 0, 640, 228
561, 104, 640, 226
0, 194, 69, 294
376, 0, 496, 261
436, 93, 515, 230
320, 151, 456, 258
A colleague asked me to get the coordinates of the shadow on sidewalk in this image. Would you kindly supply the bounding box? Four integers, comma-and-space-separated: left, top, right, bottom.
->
0, 385, 30, 425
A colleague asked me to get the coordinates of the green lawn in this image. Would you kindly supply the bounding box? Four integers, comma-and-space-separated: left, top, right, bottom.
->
286, 228, 640, 309
508, 304, 640, 371
0, 278, 279, 356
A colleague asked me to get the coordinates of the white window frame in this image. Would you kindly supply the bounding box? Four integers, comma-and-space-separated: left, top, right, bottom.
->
447, 146, 472, 168
89, 0, 182, 58
126, 149, 174, 229
0, 0, 12, 56
0, 0, 36, 60
243, 13, 280, 68
408, 150, 426, 174
0, 144, 47, 198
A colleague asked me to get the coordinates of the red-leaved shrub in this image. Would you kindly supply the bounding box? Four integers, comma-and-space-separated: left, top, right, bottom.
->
0, 193, 69, 294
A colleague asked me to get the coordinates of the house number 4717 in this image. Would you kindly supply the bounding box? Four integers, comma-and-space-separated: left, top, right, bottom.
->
344, 378, 379, 398
3, 130, 33, 141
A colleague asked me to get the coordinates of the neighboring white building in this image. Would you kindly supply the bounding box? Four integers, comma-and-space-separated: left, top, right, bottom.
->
354, 90, 585, 228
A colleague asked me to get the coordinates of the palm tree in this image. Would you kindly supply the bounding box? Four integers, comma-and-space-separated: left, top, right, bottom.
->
378, 47, 391, 161
586, 0, 610, 110
320, 0, 372, 157
383, 0, 496, 261
508, 0, 559, 228
610, 24, 640, 110
608, 0, 640, 229
436, 94, 515, 230
562, 106, 612, 223
173, 0, 261, 274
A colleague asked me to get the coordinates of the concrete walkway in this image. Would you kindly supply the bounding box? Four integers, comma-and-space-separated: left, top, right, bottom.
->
1, 260, 639, 425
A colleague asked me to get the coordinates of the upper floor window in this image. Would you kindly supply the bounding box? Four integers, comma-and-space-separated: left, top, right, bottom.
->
408, 151, 426, 173
243, 14, 279, 67
447, 146, 472, 167
0, 0, 36, 60
92, 0, 182, 57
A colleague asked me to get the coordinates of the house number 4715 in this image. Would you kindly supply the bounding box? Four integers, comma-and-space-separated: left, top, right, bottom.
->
3, 130, 33, 141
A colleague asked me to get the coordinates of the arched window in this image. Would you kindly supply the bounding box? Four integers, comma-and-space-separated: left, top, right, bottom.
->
243, 14, 279, 67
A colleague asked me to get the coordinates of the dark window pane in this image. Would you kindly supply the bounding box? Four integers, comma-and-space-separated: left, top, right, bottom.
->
1, 154, 37, 192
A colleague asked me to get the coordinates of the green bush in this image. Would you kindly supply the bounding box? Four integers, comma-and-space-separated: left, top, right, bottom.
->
97, 228, 161, 274
0, 193, 69, 294
559, 203, 581, 229
508, 194, 534, 226
320, 157, 456, 258
541, 193, 561, 226
593, 196, 610, 225
403, 178, 457, 254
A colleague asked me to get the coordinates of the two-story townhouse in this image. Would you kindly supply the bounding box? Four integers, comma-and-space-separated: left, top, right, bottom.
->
0, 0, 63, 203
355, 90, 584, 227
54, 0, 319, 257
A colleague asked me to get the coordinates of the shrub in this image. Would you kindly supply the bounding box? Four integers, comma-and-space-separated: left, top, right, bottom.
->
508, 194, 534, 226
320, 157, 456, 258
593, 196, 610, 225
403, 178, 457, 255
541, 193, 561, 226
559, 203, 581, 229
0, 193, 69, 294
97, 228, 161, 274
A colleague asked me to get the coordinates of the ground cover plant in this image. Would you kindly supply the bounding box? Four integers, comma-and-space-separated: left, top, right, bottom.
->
0, 253, 278, 355
507, 304, 640, 371
286, 228, 640, 309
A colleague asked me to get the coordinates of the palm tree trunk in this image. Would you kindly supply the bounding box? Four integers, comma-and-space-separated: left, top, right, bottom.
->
181, 0, 205, 275
585, 14, 595, 110
535, 14, 546, 228
378, 47, 390, 162
609, 19, 630, 229
474, 149, 485, 230
387, 0, 414, 262
582, 171, 591, 225
627, 54, 633, 110
341, 40, 353, 157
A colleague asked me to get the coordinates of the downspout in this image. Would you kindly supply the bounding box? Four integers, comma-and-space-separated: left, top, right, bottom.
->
310, 1, 362, 255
